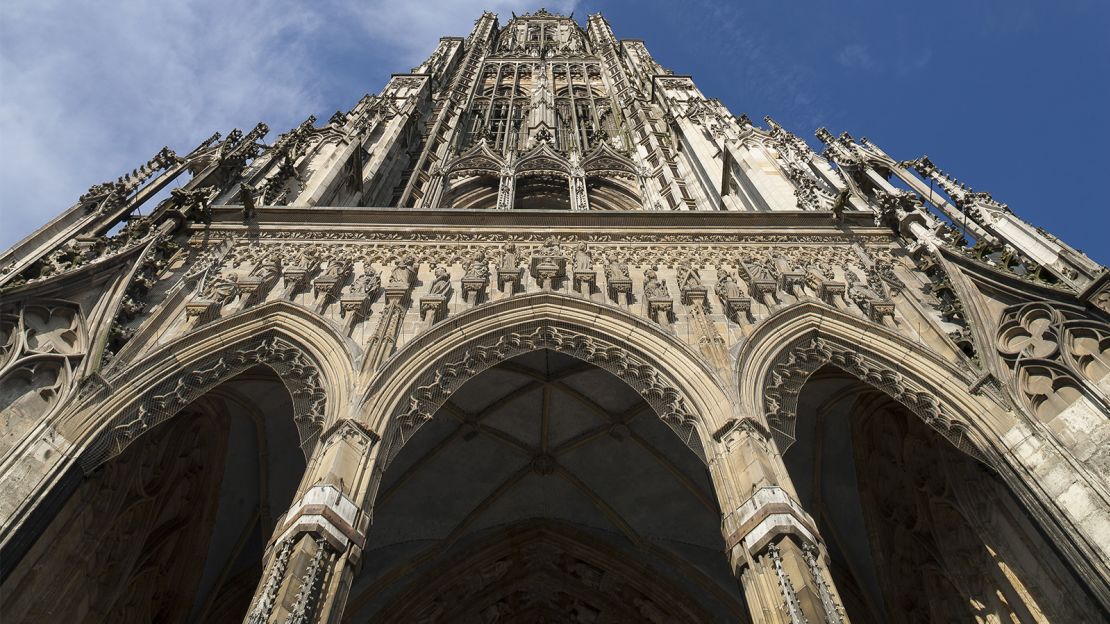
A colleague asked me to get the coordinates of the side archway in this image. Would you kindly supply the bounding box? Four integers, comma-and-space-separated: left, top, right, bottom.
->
737, 302, 1007, 460
75, 301, 358, 471
737, 301, 1110, 613
0, 301, 357, 578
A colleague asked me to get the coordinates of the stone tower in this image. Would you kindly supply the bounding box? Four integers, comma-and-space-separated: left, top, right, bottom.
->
1, 8, 1107, 623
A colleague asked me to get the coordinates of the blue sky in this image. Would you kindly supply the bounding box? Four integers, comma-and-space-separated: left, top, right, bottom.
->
2, 0, 1107, 263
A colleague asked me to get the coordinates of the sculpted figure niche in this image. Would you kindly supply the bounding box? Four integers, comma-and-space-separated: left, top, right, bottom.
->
199, 272, 240, 306
389, 256, 417, 288
428, 266, 451, 295
497, 242, 522, 294
643, 269, 670, 300
573, 242, 592, 272
350, 263, 381, 296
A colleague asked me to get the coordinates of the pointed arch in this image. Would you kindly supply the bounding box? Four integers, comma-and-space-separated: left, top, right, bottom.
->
444, 140, 505, 180
581, 142, 637, 178
67, 300, 357, 471
356, 292, 731, 470
736, 302, 1011, 462
740, 302, 1110, 610
0, 301, 356, 584
514, 143, 571, 177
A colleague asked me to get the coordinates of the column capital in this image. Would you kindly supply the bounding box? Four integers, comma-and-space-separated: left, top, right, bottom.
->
723, 486, 820, 559
275, 483, 368, 555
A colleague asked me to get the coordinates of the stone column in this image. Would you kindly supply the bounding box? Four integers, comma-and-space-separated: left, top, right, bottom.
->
245, 420, 378, 624
710, 418, 849, 624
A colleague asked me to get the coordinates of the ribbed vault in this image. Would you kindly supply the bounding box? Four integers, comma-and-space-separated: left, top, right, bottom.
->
345, 350, 747, 622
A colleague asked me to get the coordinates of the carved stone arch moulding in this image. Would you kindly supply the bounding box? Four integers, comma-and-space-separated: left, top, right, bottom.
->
79, 330, 327, 474
378, 320, 706, 470
762, 332, 982, 463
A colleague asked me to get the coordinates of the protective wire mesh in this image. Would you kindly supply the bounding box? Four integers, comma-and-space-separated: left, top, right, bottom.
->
79, 329, 326, 474
378, 318, 708, 469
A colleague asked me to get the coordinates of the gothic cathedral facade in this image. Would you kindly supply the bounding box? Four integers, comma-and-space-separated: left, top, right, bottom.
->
1, 9, 1108, 623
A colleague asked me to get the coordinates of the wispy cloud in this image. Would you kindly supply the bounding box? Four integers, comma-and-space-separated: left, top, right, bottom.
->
836, 43, 878, 71
686, 0, 827, 130
0, 1, 576, 250
836, 42, 931, 76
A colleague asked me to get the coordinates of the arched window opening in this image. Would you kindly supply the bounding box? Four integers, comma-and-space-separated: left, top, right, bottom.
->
444, 175, 500, 210
513, 175, 570, 210
586, 176, 641, 211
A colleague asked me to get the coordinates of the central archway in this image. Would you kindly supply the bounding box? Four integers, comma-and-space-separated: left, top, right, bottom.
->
358, 293, 734, 467
345, 349, 747, 621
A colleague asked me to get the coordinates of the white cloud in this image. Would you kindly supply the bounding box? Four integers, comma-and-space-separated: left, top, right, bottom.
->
836, 43, 878, 71
0, 1, 577, 250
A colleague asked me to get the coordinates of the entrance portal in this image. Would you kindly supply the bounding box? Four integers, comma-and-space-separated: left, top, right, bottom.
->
345, 349, 746, 621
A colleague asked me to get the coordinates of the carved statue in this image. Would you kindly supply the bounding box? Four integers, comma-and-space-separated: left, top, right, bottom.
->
251, 252, 282, 281
321, 258, 348, 280
464, 251, 490, 280
537, 236, 563, 258
606, 258, 630, 281
845, 267, 884, 304
349, 265, 381, 295
428, 266, 451, 295
389, 256, 416, 287
643, 269, 670, 299
715, 271, 743, 300
500, 242, 519, 271
772, 253, 796, 275
199, 273, 239, 305
676, 261, 702, 290
745, 258, 774, 283
572, 242, 592, 271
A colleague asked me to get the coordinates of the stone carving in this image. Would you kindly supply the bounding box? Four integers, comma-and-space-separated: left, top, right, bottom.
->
605, 257, 633, 306
996, 301, 1110, 421
92, 335, 327, 471
384, 323, 704, 468
715, 270, 751, 321
428, 266, 451, 296
462, 251, 490, 306
388, 256, 417, 288
530, 236, 568, 290
497, 242, 522, 294
642, 269, 670, 300
420, 267, 452, 328
762, 335, 975, 461
572, 242, 593, 272
844, 265, 894, 324
572, 243, 595, 297
463, 251, 490, 281
642, 268, 673, 326
197, 273, 240, 306
349, 265, 381, 296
